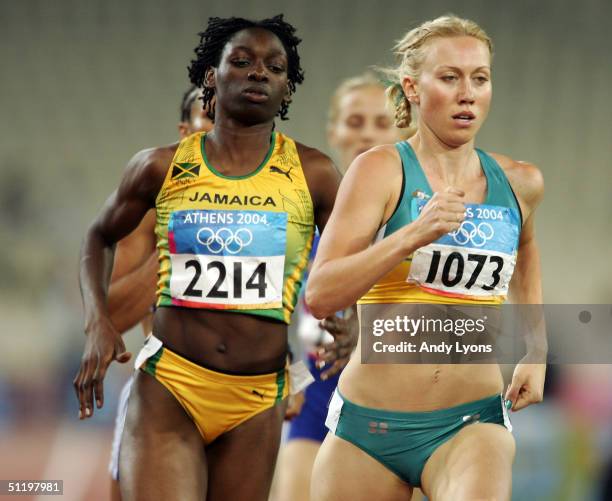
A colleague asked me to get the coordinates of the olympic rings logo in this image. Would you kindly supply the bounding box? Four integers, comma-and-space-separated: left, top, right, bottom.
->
450, 221, 494, 247
196, 227, 253, 254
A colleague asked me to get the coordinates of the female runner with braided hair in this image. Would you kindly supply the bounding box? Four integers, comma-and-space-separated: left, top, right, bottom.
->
308, 15, 546, 501
74, 15, 351, 501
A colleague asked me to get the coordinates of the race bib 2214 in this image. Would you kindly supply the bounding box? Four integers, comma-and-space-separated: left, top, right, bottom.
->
167, 209, 287, 308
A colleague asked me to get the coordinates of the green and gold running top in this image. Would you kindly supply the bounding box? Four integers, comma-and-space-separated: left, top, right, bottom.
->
155, 131, 315, 324
359, 141, 522, 306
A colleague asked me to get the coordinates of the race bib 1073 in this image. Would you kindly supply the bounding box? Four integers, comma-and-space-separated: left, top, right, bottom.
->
408, 199, 520, 298
168, 209, 287, 308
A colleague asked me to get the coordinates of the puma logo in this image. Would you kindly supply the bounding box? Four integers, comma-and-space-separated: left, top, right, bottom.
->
270, 165, 293, 182
252, 389, 266, 400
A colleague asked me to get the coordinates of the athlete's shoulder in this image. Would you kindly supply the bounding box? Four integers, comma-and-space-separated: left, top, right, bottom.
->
489, 152, 544, 209
294, 140, 336, 172
358, 143, 401, 166
291, 141, 340, 214
127, 143, 178, 174
346, 144, 403, 184
121, 143, 180, 202
294, 140, 341, 184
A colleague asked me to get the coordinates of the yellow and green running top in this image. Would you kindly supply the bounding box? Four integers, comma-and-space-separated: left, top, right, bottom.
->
360, 141, 523, 306
155, 131, 315, 324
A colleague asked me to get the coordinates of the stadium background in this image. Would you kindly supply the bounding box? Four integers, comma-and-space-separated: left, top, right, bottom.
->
1, 0, 611, 499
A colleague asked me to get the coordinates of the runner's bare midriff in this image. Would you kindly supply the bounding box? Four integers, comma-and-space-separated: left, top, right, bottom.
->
153, 306, 288, 374
338, 336, 503, 412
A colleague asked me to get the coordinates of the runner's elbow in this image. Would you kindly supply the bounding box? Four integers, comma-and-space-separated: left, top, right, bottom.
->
84, 220, 115, 250
305, 283, 333, 319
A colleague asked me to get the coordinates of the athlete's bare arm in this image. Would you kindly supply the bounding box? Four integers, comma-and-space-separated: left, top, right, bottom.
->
493, 155, 546, 412
499, 158, 545, 306
107, 210, 157, 334
492, 155, 544, 309
306, 145, 465, 318
75, 145, 174, 420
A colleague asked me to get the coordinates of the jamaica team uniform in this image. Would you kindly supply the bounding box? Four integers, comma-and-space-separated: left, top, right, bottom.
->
134, 131, 315, 444
156, 130, 315, 323
325, 141, 521, 486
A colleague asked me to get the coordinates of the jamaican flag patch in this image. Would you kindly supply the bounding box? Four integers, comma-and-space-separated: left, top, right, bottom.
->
171, 162, 200, 180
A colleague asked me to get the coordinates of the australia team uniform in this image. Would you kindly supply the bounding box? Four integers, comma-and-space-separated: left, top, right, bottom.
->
325, 141, 521, 487
110, 130, 315, 479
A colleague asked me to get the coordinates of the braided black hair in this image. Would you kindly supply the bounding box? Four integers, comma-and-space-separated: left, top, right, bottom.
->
179, 85, 200, 122
188, 14, 304, 122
